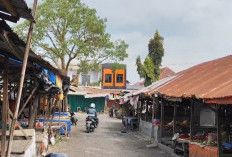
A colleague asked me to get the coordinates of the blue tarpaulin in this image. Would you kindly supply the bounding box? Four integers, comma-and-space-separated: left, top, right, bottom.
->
48, 71, 56, 84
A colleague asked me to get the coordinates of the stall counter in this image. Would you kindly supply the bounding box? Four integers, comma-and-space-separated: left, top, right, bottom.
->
189, 143, 218, 157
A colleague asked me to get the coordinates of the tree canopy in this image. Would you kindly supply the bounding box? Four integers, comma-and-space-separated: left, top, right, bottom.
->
148, 30, 164, 79
136, 56, 156, 87
13, 0, 128, 72
136, 30, 164, 86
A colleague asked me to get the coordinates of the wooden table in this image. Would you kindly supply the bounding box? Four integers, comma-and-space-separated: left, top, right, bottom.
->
174, 138, 190, 157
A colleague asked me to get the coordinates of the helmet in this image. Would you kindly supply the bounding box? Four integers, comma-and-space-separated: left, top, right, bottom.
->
90, 103, 95, 108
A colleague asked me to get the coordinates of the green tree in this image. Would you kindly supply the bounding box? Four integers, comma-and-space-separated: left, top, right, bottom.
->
13, 0, 128, 71
136, 56, 156, 86
136, 30, 164, 86
148, 30, 164, 79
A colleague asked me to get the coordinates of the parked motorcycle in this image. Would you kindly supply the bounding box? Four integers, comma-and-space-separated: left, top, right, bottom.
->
70, 111, 78, 125
109, 108, 114, 118
86, 116, 96, 133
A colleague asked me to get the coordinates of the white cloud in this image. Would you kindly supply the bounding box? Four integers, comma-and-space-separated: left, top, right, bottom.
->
20, 0, 232, 83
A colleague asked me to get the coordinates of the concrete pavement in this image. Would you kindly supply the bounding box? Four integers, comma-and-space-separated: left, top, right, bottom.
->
48, 113, 170, 157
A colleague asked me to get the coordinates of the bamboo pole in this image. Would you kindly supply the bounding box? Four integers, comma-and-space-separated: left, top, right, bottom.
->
6, 0, 38, 156
1, 57, 8, 157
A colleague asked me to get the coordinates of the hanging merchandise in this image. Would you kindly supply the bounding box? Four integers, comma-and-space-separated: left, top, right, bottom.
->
58, 93, 64, 100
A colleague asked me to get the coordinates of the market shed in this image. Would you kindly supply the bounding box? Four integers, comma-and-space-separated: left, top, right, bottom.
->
123, 55, 232, 157
158, 55, 232, 100
151, 55, 232, 157
0, 3, 70, 155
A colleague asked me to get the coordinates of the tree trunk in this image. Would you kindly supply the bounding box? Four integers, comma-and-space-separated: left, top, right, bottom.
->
61, 58, 66, 70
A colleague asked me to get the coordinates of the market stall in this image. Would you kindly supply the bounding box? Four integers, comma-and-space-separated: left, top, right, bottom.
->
0, 2, 70, 156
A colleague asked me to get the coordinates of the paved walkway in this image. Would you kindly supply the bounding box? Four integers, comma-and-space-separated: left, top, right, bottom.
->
48, 113, 170, 157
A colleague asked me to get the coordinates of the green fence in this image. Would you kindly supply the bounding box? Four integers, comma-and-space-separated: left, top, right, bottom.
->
68, 95, 105, 112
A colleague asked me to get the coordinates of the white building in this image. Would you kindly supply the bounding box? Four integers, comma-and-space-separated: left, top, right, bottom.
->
68, 65, 101, 86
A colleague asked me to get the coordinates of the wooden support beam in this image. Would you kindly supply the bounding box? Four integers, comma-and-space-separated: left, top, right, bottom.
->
18, 84, 39, 118
217, 105, 222, 157
160, 97, 164, 140
173, 103, 177, 136
0, 12, 18, 23
190, 99, 194, 141
145, 101, 148, 121
6, 0, 38, 156
1, 0, 18, 17
29, 97, 38, 128
0, 31, 23, 60
59, 100, 61, 124
152, 97, 155, 123
48, 99, 59, 129
1, 57, 8, 157
8, 109, 29, 139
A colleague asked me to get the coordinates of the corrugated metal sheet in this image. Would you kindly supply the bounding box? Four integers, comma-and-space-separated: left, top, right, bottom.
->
160, 67, 176, 79
158, 55, 232, 99
0, 0, 34, 22
123, 75, 177, 98
68, 86, 122, 99
134, 75, 177, 96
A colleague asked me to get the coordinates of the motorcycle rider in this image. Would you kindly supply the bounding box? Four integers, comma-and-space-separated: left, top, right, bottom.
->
87, 103, 98, 126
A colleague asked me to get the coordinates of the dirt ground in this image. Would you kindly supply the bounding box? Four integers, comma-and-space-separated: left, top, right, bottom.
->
47, 113, 171, 157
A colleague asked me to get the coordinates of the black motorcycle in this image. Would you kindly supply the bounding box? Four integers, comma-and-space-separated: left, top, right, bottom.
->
86, 116, 96, 133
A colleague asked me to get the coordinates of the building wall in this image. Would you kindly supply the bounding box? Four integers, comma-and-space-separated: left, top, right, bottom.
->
139, 119, 160, 142
102, 63, 126, 89
68, 95, 105, 112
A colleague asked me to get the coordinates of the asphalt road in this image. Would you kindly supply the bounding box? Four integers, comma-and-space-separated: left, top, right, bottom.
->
48, 113, 170, 157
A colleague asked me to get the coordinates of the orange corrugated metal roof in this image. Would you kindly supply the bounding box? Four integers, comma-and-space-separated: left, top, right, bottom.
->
160, 67, 176, 79
158, 55, 232, 99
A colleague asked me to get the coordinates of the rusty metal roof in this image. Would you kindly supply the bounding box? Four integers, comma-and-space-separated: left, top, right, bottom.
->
68, 86, 122, 98
0, 0, 34, 22
160, 67, 176, 79
158, 55, 232, 99
0, 20, 67, 77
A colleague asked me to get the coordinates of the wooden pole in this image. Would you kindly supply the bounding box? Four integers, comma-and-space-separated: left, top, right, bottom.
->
145, 101, 148, 121
1, 57, 8, 157
190, 99, 194, 141
8, 109, 28, 139
6, 0, 38, 156
18, 84, 39, 118
59, 100, 61, 124
217, 105, 222, 157
173, 103, 177, 136
160, 97, 164, 140
152, 96, 155, 123
29, 97, 37, 128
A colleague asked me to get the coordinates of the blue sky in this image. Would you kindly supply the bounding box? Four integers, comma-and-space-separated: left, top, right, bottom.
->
23, 0, 232, 83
